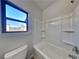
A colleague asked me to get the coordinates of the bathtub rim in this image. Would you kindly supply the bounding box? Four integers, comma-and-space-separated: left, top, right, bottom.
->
34, 41, 72, 53
34, 41, 73, 59
34, 46, 50, 59
4, 45, 28, 58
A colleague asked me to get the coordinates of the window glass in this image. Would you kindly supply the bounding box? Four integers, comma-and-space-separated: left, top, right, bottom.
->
6, 20, 27, 32
6, 4, 27, 21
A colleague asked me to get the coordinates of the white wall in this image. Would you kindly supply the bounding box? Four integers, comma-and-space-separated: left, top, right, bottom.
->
42, 0, 79, 50
45, 14, 74, 50
45, 18, 62, 48
73, 4, 79, 48
0, 0, 42, 59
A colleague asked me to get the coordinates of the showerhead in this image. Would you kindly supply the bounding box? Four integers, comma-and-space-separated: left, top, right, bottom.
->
71, 0, 75, 3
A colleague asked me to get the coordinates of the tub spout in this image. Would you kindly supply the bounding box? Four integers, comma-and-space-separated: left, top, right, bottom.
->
68, 54, 77, 59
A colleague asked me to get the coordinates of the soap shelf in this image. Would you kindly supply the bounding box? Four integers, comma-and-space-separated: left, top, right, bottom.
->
63, 29, 74, 33
62, 40, 74, 47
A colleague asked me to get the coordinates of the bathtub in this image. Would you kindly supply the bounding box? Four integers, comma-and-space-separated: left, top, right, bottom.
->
4, 45, 28, 59
34, 41, 72, 59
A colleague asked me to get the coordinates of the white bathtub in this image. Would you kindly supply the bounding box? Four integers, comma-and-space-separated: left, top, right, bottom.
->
4, 45, 28, 59
34, 41, 72, 59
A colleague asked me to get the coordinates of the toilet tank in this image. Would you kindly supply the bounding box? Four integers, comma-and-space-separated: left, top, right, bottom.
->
4, 45, 28, 59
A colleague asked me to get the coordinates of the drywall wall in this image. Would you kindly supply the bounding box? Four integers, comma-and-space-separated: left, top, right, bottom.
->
42, 0, 79, 50
0, 0, 42, 59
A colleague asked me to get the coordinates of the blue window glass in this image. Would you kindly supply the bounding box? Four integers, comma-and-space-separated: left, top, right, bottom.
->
1, 0, 28, 33
6, 4, 27, 21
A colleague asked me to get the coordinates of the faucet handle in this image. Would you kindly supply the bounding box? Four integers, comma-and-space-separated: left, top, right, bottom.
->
73, 46, 77, 51
72, 46, 79, 54
68, 54, 77, 59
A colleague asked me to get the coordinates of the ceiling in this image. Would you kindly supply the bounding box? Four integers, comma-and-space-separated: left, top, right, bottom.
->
32, 0, 57, 10
9, 0, 57, 10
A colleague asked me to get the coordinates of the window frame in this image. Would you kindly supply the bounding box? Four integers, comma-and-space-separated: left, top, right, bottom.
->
1, 0, 28, 33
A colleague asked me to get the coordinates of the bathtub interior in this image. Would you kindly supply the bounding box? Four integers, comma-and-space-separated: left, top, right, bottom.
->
34, 41, 74, 59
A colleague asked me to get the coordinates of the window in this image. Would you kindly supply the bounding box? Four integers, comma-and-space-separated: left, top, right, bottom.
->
1, 0, 28, 33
